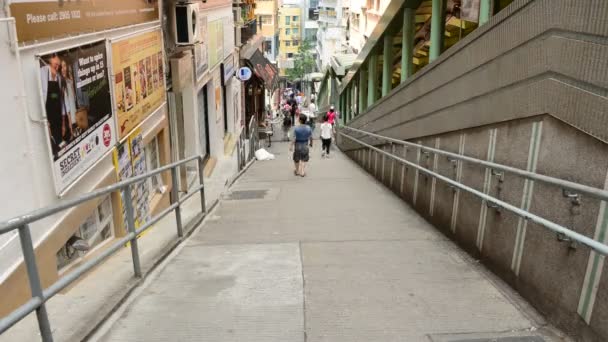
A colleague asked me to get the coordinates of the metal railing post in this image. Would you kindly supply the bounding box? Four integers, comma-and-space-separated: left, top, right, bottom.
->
124, 185, 142, 278
198, 157, 207, 214
236, 138, 243, 170
171, 167, 184, 237
18, 224, 53, 342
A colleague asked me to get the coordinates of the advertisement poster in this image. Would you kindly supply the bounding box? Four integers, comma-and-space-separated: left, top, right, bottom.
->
112, 128, 150, 231
111, 30, 166, 140
113, 141, 132, 231
208, 19, 224, 69
194, 11, 208, 80
10, 0, 159, 44
129, 130, 151, 228
38, 40, 115, 194
214, 70, 223, 123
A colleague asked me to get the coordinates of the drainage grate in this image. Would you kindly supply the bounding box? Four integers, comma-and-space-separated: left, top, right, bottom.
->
448, 337, 545, 342
224, 190, 268, 200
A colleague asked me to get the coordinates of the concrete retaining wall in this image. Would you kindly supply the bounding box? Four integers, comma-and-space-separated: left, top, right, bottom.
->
340, 116, 608, 341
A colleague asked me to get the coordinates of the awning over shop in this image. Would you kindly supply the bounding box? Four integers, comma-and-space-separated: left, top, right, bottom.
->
246, 50, 279, 90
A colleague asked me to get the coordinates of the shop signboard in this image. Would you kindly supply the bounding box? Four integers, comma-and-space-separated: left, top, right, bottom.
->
194, 13, 209, 80
248, 50, 279, 90
223, 56, 235, 81
112, 128, 150, 232
38, 40, 115, 194
9, 0, 159, 44
237, 67, 252, 81
208, 19, 224, 69
111, 29, 166, 140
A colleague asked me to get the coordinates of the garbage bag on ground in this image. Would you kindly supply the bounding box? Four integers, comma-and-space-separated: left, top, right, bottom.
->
255, 148, 275, 161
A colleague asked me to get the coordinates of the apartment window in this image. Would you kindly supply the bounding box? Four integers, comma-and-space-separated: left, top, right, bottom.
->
286, 28, 291, 35
292, 16, 298, 21
260, 15, 272, 25
285, 16, 290, 25
293, 28, 299, 35
293, 40, 299, 46
285, 41, 291, 46
56, 196, 115, 271
145, 136, 164, 201
287, 53, 294, 58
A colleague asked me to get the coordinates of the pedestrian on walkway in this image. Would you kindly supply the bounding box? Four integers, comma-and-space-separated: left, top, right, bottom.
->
327, 105, 337, 128
287, 94, 298, 127
290, 115, 313, 177
320, 114, 333, 158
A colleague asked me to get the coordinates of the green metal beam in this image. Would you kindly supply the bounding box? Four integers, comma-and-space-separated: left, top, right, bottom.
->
346, 84, 351, 121
430, 0, 446, 62
401, 7, 415, 82
358, 67, 367, 113
382, 34, 393, 97
367, 54, 378, 106
479, 0, 491, 25
352, 83, 357, 116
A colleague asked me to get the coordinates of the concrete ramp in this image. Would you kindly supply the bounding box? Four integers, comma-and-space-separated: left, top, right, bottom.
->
94, 143, 565, 342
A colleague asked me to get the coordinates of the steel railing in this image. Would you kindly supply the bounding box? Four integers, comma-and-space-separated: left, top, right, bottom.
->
236, 116, 260, 170
339, 127, 608, 257
0, 155, 207, 342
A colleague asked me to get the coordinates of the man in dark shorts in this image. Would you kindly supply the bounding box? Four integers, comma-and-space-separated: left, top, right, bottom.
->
290, 115, 313, 177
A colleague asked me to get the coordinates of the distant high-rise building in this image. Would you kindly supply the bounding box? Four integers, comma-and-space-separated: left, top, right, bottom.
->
316, 0, 348, 70
347, 0, 391, 54
278, 4, 303, 76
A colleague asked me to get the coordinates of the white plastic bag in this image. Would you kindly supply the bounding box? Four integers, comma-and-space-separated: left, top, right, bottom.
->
255, 148, 275, 161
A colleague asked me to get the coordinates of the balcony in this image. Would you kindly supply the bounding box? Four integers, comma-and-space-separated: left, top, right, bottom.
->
319, 0, 338, 8
240, 19, 258, 45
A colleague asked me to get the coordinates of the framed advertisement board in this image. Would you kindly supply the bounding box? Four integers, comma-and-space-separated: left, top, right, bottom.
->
111, 29, 166, 140
112, 128, 150, 232
9, 0, 160, 44
37, 40, 115, 194
208, 19, 224, 70
194, 10, 208, 80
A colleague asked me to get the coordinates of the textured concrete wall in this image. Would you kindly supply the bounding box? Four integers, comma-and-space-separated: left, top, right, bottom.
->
341, 116, 608, 341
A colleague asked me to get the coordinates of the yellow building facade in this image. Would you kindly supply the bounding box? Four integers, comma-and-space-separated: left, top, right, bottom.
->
278, 5, 302, 76
255, 0, 279, 61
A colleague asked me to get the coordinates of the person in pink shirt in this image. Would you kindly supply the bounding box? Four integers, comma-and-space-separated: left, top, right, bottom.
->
327, 105, 336, 127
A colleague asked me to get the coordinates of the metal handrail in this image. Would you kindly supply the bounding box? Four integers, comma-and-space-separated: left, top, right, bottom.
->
342, 126, 608, 203
339, 130, 608, 257
0, 155, 207, 342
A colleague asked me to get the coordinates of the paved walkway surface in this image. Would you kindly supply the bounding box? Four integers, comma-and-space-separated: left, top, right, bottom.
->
94, 142, 566, 342
0, 154, 238, 342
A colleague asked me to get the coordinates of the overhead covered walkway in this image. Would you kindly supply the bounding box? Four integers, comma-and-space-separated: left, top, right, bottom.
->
92, 142, 561, 342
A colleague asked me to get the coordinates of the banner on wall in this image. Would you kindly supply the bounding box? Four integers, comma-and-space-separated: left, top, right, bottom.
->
194, 10, 208, 80
10, 0, 159, 44
111, 30, 166, 140
208, 19, 224, 69
112, 128, 150, 231
38, 40, 115, 194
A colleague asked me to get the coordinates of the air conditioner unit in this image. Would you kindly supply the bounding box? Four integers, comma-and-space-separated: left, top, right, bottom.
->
172, 3, 199, 45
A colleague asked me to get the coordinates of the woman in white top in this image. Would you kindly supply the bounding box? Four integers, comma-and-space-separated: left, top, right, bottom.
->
308, 99, 317, 116
320, 113, 333, 158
